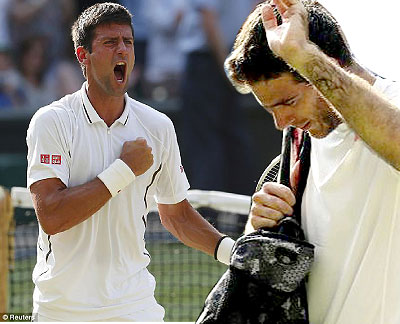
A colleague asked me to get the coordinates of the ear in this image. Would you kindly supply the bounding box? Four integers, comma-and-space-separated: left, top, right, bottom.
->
76, 46, 89, 65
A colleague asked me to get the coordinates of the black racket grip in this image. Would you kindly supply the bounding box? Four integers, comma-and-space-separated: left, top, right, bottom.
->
260, 217, 304, 240
278, 127, 293, 188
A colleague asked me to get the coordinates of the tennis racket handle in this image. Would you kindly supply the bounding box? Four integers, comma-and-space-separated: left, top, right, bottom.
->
271, 216, 305, 240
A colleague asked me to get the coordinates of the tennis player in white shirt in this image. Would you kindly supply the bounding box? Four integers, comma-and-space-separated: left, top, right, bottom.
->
27, 3, 234, 321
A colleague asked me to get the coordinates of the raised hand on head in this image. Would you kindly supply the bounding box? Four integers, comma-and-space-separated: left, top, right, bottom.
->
261, 0, 309, 64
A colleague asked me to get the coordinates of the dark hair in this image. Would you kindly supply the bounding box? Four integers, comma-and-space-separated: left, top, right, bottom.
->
71, 2, 133, 74
225, 0, 354, 94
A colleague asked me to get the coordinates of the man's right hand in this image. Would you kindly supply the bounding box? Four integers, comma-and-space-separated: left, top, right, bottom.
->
120, 138, 154, 176
261, 0, 309, 66
249, 182, 296, 230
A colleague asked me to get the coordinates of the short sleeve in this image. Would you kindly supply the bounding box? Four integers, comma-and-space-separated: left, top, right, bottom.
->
26, 107, 71, 188
154, 119, 190, 204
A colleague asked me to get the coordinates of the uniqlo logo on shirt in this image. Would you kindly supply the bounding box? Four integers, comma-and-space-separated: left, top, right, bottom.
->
40, 154, 50, 164
52, 155, 61, 165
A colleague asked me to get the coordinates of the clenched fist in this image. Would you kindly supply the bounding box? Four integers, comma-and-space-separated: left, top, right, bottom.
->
120, 138, 154, 176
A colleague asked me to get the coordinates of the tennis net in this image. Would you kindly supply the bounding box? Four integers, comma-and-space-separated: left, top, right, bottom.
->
5, 188, 251, 322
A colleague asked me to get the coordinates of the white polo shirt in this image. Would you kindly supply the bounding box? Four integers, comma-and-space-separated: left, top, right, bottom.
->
26, 82, 190, 321
302, 78, 400, 324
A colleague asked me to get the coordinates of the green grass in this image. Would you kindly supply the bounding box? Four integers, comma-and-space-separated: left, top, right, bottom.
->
148, 242, 227, 321
8, 241, 227, 322
8, 257, 36, 314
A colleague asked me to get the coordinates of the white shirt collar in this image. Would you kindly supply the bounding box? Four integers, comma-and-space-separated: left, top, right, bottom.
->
80, 82, 130, 126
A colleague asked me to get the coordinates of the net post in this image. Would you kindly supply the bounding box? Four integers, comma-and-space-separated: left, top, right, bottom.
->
0, 186, 13, 313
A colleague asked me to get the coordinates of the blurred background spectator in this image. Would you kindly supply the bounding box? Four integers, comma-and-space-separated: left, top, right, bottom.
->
5, 0, 79, 112
0, 0, 21, 110
177, 0, 262, 195
8, 0, 76, 62
142, 0, 186, 102
0, 47, 24, 110
0, 0, 115, 112
16, 36, 57, 112
0, 0, 11, 50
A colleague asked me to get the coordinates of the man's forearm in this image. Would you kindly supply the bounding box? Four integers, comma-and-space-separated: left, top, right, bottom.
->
31, 177, 111, 235
290, 42, 400, 170
158, 200, 223, 256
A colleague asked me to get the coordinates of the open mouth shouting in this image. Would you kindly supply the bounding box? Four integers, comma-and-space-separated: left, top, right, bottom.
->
114, 61, 126, 84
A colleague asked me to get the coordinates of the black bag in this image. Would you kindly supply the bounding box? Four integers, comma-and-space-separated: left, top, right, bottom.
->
197, 127, 314, 324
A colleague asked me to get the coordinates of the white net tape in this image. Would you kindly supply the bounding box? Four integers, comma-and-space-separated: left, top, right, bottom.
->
10, 187, 251, 214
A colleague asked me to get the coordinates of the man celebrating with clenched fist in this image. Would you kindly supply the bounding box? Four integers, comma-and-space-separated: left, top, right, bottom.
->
26, 3, 232, 322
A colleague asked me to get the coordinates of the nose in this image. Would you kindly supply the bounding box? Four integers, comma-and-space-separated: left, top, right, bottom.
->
116, 40, 128, 55
272, 108, 295, 130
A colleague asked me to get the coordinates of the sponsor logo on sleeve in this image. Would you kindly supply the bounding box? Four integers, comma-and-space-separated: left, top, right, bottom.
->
40, 154, 50, 164
52, 155, 62, 165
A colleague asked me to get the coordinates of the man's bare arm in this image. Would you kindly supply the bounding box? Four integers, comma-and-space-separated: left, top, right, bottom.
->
158, 199, 223, 256
30, 177, 111, 235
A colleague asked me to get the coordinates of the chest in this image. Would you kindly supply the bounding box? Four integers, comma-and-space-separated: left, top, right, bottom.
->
302, 134, 400, 247
68, 120, 164, 188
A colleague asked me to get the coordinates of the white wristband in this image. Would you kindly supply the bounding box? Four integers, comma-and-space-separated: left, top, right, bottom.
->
97, 159, 136, 197
215, 236, 235, 265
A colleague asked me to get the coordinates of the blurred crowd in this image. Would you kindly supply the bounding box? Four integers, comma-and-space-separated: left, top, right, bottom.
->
0, 0, 263, 195
0, 0, 262, 109
0, 0, 184, 112
0, 0, 182, 111
0, 0, 80, 112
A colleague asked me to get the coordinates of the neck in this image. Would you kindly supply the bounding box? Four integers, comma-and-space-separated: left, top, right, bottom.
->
86, 82, 125, 127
